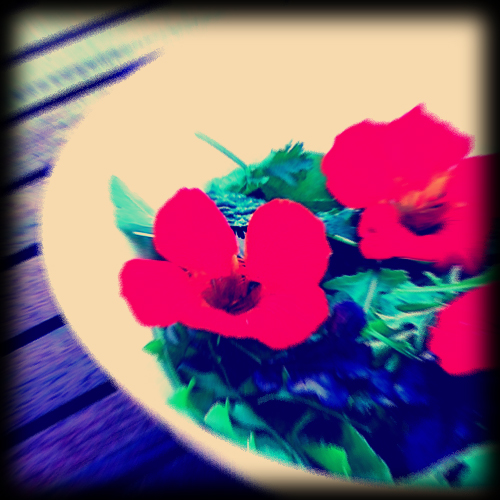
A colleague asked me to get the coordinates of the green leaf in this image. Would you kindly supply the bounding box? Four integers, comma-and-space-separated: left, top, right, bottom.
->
109, 175, 155, 233
252, 143, 338, 212
177, 363, 238, 400
362, 319, 393, 337
323, 270, 375, 304
458, 443, 497, 488
362, 327, 419, 360
340, 422, 394, 483
252, 433, 295, 465
393, 265, 497, 294
378, 269, 410, 288
109, 176, 162, 259
395, 302, 442, 312
142, 339, 164, 355
323, 269, 410, 306
302, 442, 352, 477
317, 208, 358, 243
238, 376, 259, 396
204, 398, 241, 441
167, 378, 204, 421
247, 431, 257, 452
230, 402, 269, 431
399, 443, 497, 489
206, 190, 266, 228
206, 167, 247, 194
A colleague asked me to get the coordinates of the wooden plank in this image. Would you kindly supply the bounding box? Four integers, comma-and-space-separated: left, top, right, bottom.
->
3, 256, 63, 339
6, 390, 172, 492
6, 323, 110, 430
3, 181, 47, 258
7, 11, 212, 114
5, 95, 103, 188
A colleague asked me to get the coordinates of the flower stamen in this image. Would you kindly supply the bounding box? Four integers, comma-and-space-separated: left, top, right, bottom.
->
396, 172, 451, 236
201, 266, 262, 315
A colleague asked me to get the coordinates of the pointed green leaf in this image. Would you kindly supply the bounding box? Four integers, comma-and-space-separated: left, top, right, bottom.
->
142, 339, 164, 355
230, 402, 269, 431
109, 175, 155, 232
340, 422, 394, 483
247, 431, 257, 452
252, 433, 295, 464
204, 398, 240, 441
302, 443, 352, 477
167, 378, 204, 421
177, 364, 238, 400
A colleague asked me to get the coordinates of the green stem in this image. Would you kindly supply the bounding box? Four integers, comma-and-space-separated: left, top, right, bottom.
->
394, 265, 497, 294
207, 337, 232, 388
195, 132, 250, 191
195, 132, 249, 171
328, 234, 358, 247
363, 271, 378, 313
227, 339, 263, 365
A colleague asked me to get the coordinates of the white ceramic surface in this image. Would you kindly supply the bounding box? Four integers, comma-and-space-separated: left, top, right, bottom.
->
41, 14, 487, 494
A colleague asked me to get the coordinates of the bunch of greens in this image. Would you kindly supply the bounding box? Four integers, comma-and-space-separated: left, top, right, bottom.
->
110, 134, 496, 489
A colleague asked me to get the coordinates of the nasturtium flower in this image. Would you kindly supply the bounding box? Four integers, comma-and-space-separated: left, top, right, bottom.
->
120, 188, 331, 350
427, 284, 495, 376
321, 104, 493, 274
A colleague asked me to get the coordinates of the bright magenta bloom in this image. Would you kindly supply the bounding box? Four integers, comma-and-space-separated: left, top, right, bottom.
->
427, 284, 495, 376
321, 104, 493, 274
120, 188, 331, 349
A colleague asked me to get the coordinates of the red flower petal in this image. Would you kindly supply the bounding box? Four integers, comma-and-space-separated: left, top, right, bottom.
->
357, 155, 493, 274
120, 259, 196, 326
153, 188, 238, 278
321, 104, 472, 208
385, 105, 472, 197
244, 199, 331, 288
175, 283, 329, 350
428, 284, 495, 375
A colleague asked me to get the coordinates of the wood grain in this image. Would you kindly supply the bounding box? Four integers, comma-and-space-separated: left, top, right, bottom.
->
3, 256, 61, 339
6, 390, 168, 492
6, 324, 110, 430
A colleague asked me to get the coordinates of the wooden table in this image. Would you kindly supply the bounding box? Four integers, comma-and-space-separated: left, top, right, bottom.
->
3, 5, 262, 495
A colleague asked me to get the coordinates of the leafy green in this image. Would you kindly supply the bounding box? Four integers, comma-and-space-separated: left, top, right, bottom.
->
252, 433, 296, 465
109, 175, 155, 233
200, 136, 339, 212
177, 363, 238, 400
142, 339, 164, 355
393, 265, 497, 294
206, 190, 266, 228
316, 208, 358, 243
340, 422, 393, 484
230, 402, 270, 431
323, 268, 455, 357
167, 377, 205, 421
398, 443, 497, 489
253, 143, 338, 212
109, 175, 160, 259
302, 442, 352, 477
322, 268, 409, 309
204, 398, 242, 442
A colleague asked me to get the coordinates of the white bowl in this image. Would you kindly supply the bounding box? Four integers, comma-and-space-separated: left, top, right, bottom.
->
41, 14, 486, 495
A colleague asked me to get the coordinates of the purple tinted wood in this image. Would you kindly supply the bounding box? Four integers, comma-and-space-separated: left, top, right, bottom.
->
6, 324, 110, 430
3, 256, 62, 339
3, 181, 46, 258
6, 390, 167, 493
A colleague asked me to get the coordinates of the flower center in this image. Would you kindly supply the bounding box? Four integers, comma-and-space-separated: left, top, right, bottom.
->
396, 172, 450, 236
201, 273, 262, 315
